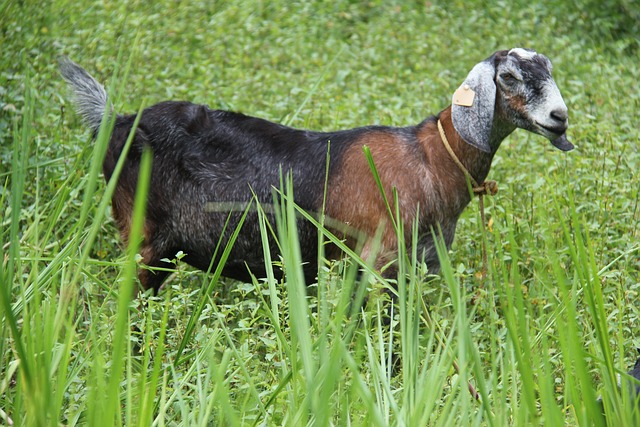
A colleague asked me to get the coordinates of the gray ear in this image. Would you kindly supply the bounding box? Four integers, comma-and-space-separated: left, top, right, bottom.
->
451, 60, 496, 153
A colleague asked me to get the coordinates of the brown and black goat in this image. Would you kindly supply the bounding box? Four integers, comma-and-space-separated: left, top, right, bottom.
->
61, 48, 572, 293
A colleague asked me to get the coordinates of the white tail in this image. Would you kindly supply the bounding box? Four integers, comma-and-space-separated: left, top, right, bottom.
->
59, 57, 111, 132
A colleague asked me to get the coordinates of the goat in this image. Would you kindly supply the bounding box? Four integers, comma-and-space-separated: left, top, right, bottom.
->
60, 48, 572, 293
598, 352, 640, 419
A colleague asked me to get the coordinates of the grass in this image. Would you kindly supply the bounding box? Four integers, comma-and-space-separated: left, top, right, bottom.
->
2, 0, 640, 425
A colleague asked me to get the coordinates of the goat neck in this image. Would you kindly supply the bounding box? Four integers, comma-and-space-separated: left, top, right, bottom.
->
430, 106, 514, 187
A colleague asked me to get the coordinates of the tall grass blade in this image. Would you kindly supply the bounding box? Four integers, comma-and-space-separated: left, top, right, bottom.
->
175, 199, 254, 365
105, 146, 152, 425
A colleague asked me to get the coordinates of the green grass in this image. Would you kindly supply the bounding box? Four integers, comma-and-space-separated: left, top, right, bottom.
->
2, 0, 640, 425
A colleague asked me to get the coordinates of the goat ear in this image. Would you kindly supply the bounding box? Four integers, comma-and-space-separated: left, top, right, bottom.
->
451, 60, 496, 153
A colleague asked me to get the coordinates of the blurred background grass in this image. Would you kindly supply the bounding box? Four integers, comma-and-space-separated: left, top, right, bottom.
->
1, 0, 639, 425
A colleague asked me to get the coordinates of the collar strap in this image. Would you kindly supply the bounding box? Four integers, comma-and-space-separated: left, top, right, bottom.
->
437, 119, 498, 196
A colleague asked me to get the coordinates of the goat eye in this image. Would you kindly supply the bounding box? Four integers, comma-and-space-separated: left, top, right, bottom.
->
501, 73, 518, 83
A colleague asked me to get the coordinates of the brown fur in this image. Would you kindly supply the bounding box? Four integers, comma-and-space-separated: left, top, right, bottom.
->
111, 190, 134, 244
430, 107, 495, 188
508, 94, 528, 116
325, 106, 493, 271
326, 131, 424, 261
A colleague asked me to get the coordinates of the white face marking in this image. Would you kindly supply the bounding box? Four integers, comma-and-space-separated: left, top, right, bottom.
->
508, 48, 537, 60
529, 80, 569, 136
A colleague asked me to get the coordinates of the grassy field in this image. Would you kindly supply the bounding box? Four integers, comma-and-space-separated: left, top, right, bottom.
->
2, 0, 640, 425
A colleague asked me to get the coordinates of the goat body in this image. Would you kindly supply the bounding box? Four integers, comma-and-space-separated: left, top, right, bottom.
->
60, 48, 572, 292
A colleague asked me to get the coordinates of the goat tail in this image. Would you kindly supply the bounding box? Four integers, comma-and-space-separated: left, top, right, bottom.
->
59, 57, 111, 133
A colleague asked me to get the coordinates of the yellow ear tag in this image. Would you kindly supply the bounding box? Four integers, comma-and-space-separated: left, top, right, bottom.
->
453, 84, 475, 107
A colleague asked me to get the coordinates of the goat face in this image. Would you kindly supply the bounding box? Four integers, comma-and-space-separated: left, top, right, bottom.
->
451, 48, 573, 153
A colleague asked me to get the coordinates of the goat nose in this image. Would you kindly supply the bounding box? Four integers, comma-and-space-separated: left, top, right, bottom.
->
550, 108, 568, 123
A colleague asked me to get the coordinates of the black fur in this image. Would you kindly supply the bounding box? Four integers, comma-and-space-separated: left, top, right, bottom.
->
108, 101, 419, 290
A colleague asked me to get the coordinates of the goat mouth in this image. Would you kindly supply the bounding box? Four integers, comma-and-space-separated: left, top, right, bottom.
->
536, 122, 575, 151
537, 122, 567, 136
535, 123, 573, 151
